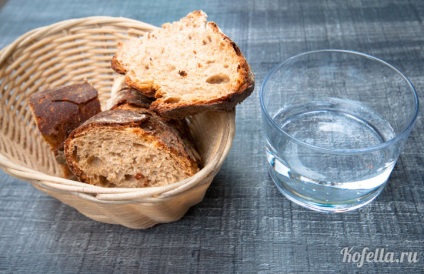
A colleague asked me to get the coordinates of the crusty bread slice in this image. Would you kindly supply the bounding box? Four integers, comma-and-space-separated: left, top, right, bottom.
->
64, 107, 201, 188
112, 10, 254, 118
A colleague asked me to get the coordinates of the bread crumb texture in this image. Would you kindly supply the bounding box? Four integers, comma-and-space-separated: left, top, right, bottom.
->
68, 128, 191, 187
113, 10, 254, 116
64, 109, 200, 188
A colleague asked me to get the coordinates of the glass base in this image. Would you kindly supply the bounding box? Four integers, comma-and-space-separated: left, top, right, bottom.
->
268, 167, 386, 213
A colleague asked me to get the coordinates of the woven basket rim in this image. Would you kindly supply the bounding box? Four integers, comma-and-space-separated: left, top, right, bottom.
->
0, 16, 157, 66
0, 16, 235, 202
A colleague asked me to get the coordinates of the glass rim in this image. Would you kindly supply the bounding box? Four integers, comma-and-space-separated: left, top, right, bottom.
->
259, 49, 420, 154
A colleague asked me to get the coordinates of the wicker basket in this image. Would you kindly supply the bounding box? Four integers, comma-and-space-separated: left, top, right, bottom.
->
0, 16, 235, 229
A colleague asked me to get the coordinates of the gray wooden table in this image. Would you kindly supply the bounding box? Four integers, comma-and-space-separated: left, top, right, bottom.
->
1, 0, 423, 273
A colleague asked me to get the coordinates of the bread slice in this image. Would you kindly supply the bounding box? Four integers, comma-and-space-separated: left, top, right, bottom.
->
64, 106, 201, 188
111, 10, 254, 118
28, 82, 101, 177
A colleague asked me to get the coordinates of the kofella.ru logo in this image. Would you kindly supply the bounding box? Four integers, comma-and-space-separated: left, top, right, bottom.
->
341, 247, 419, 268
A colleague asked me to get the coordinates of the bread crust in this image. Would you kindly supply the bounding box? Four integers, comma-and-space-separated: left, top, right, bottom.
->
110, 86, 154, 110
28, 82, 101, 149
151, 81, 254, 118
111, 47, 127, 74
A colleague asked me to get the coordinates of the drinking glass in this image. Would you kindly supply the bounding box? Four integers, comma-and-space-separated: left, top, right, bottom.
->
260, 50, 419, 212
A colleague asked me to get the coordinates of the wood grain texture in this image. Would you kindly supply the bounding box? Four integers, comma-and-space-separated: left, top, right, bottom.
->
0, 0, 423, 273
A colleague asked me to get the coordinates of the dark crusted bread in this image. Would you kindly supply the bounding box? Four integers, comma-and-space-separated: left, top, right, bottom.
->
63, 106, 201, 188
111, 10, 254, 118
28, 82, 101, 177
109, 86, 153, 110
106, 76, 154, 110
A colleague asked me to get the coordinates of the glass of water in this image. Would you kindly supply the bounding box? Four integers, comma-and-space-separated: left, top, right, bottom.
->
260, 50, 419, 212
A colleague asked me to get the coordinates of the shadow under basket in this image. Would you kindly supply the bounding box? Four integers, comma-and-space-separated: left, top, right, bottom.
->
0, 16, 235, 229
